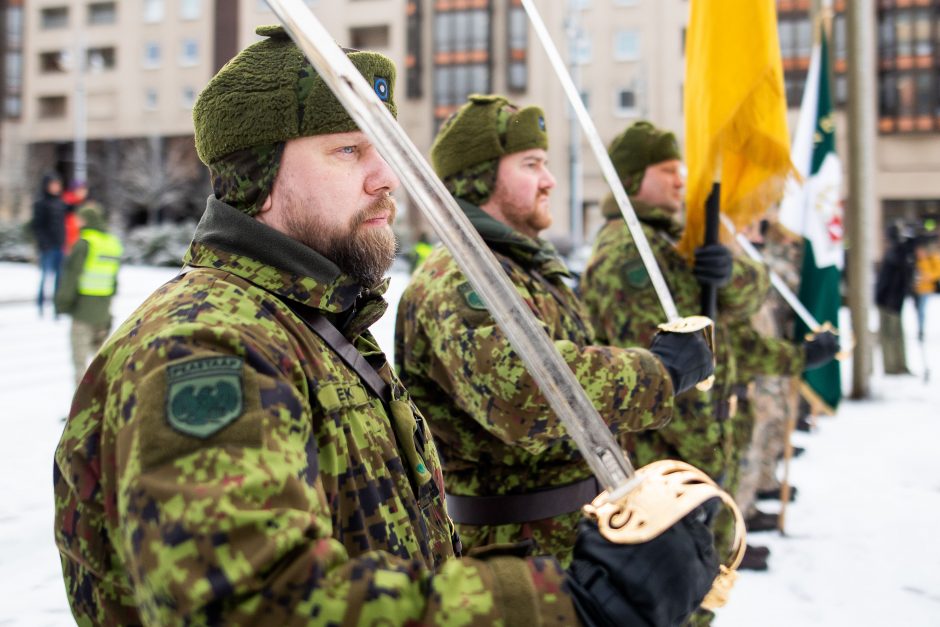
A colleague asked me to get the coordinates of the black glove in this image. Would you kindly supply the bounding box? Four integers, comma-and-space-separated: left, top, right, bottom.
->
803, 329, 840, 370
566, 514, 720, 627
692, 244, 733, 287
649, 331, 715, 395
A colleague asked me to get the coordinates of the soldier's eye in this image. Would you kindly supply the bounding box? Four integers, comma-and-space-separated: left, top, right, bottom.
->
338, 146, 358, 156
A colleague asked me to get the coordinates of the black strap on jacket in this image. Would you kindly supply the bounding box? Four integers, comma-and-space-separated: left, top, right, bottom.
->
279, 299, 391, 404
445, 476, 601, 526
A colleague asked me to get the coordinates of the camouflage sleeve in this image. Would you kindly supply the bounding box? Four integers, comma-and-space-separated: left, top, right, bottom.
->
727, 321, 804, 379
412, 280, 673, 456
716, 255, 771, 322
581, 230, 669, 348
113, 324, 576, 625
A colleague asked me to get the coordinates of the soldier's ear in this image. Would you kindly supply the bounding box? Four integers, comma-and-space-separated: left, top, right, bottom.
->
259, 191, 274, 216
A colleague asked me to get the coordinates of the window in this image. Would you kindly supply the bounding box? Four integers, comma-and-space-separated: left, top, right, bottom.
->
180, 38, 199, 66
144, 88, 158, 110
86, 47, 116, 71
38, 95, 67, 118
405, 0, 422, 98
88, 2, 116, 25
143, 42, 161, 68
507, 2, 527, 92
573, 35, 592, 64
877, 3, 940, 133
349, 25, 390, 49
143, 0, 164, 23
614, 0, 637, 5
614, 85, 638, 116
6, 50, 23, 90
6, 5, 23, 46
6, 95, 22, 118
182, 86, 196, 109
614, 30, 640, 61
40, 6, 69, 29
181, 0, 201, 20
39, 51, 67, 73
432, 2, 492, 125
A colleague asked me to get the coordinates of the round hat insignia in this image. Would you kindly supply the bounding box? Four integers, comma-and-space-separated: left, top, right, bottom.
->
374, 77, 389, 101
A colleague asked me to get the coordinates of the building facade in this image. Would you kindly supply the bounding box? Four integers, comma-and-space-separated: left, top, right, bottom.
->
2, 0, 938, 256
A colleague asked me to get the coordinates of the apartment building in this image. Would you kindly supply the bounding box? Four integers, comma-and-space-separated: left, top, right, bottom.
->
2, 0, 938, 254
0, 0, 407, 223
778, 0, 940, 251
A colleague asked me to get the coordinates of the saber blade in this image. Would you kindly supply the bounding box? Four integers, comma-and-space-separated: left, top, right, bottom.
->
718, 214, 822, 330
265, 0, 639, 497
521, 0, 680, 322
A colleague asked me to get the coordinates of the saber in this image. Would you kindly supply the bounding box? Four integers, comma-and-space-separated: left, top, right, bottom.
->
521, 0, 679, 321
265, 0, 637, 498
719, 214, 821, 329
521, 0, 715, 390
264, 7, 746, 601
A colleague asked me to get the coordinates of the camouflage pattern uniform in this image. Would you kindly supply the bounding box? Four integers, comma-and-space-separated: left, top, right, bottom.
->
395, 199, 674, 566
736, 223, 804, 514
54, 199, 579, 626
581, 197, 769, 483
581, 198, 809, 558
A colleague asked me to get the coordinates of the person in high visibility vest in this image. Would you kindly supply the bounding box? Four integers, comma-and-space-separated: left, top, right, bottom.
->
54, 201, 123, 386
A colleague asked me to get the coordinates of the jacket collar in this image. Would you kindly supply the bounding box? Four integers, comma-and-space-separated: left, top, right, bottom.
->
458, 198, 571, 278
184, 197, 389, 330
601, 194, 683, 239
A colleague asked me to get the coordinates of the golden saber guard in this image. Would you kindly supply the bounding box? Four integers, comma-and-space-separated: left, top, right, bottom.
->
265, 0, 741, 610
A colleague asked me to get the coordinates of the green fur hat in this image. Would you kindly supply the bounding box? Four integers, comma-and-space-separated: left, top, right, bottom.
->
77, 202, 106, 231
194, 25, 397, 165
608, 121, 681, 194
431, 94, 548, 179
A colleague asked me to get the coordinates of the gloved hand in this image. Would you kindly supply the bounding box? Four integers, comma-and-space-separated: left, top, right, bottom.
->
693, 244, 733, 287
566, 514, 720, 627
649, 331, 715, 395
803, 329, 840, 370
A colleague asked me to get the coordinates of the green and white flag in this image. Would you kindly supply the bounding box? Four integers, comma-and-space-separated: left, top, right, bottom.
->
778, 25, 843, 410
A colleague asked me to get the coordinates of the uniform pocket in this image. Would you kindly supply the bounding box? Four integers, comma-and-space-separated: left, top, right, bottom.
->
389, 399, 433, 488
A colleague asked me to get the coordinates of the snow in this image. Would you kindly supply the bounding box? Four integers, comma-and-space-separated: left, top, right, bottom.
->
1, 260, 938, 626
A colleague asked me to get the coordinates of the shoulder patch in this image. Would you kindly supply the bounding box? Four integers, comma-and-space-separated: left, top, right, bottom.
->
166, 356, 244, 438
623, 259, 652, 289
457, 282, 488, 311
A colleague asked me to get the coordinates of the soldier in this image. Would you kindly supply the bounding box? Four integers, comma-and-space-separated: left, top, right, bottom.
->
735, 219, 804, 520
579, 121, 838, 587
53, 30, 717, 626
395, 95, 715, 567
53, 202, 123, 387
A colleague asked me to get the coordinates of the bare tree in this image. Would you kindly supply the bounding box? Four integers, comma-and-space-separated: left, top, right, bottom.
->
110, 135, 205, 226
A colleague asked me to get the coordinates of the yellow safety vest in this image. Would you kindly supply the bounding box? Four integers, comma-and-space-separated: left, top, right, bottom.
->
78, 228, 123, 296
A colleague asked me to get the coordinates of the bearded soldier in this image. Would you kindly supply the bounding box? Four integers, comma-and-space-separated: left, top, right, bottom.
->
53, 31, 717, 627
395, 95, 715, 568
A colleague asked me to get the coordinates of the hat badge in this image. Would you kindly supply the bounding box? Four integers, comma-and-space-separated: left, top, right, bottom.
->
374, 77, 389, 101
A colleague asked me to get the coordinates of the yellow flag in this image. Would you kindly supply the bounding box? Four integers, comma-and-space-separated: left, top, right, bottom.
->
680, 0, 795, 255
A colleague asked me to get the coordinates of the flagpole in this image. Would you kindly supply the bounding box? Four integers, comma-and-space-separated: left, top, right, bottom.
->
846, 1, 876, 399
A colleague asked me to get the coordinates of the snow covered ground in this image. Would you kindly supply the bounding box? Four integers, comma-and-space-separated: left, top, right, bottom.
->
1, 260, 938, 626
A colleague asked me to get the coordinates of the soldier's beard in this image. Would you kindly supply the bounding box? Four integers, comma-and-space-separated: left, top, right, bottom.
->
283, 195, 399, 288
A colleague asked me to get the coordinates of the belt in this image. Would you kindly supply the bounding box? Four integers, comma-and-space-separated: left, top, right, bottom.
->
445, 476, 601, 526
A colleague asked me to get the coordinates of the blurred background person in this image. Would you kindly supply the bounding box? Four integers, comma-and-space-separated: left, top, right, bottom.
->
54, 202, 122, 386
31, 171, 67, 317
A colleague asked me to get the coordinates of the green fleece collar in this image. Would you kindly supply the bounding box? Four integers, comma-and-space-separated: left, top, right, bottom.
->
601, 194, 683, 239
457, 198, 570, 277
184, 197, 389, 321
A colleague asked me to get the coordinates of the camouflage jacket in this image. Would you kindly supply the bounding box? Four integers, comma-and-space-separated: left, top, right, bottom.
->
581, 196, 774, 480
395, 198, 673, 564
53, 198, 577, 626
